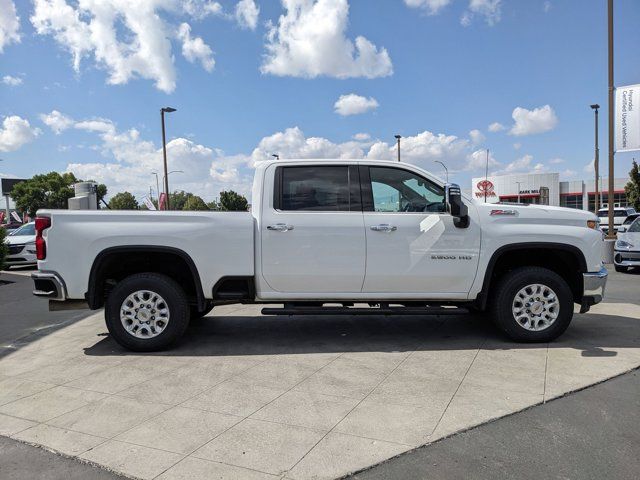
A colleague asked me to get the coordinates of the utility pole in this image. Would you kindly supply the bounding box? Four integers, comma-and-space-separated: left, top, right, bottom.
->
160, 107, 176, 210
591, 104, 600, 213
395, 135, 401, 162
607, 0, 615, 237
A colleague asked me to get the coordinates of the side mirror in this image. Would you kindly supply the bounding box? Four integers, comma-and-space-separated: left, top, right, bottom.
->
446, 183, 469, 228
618, 225, 627, 233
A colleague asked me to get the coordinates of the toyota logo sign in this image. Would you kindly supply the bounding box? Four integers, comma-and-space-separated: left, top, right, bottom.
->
475, 179, 496, 197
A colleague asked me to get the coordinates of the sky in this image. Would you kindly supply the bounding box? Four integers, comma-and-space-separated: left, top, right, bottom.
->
0, 0, 639, 202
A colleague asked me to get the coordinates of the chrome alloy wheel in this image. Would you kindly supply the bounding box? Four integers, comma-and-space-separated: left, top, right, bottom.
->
511, 283, 559, 332
120, 290, 170, 339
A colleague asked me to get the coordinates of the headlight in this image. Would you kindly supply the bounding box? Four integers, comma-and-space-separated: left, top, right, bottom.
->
587, 220, 599, 229
615, 240, 633, 249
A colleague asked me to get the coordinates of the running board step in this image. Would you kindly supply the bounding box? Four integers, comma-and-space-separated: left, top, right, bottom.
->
261, 306, 468, 316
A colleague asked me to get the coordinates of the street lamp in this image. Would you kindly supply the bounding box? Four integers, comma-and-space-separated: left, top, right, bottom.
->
434, 160, 448, 183
395, 135, 401, 162
272, 154, 280, 160
151, 172, 160, 202
590, 104, 600, 213
160, 106, 177, 210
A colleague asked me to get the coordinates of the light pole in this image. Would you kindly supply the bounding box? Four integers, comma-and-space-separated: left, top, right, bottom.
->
151, 172, 160, 203
272, 154, 280, 160
161, 106, 176, 210
606, 0, 614, 238
434, 160, 448, 183
590, 104, 600, 213
395, 135, 401, 162
515, 181, 522, 203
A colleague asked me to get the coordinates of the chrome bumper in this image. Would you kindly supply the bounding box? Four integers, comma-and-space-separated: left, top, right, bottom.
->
580, 266, 608, 313
31, 271, 67, 301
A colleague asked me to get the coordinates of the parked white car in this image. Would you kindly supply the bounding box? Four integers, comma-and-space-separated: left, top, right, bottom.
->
4, 221, 37, 268
31, 159, 607, 351
614, 217, 640, 273
616, 213, 639, 233
598, 207, 636, 234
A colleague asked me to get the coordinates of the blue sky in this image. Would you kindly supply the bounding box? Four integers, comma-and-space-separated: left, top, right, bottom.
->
1, 0, 639, 202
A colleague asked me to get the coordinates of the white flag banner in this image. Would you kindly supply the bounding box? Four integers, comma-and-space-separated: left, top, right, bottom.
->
143, 197, 157, 211
615, 84, 640, 152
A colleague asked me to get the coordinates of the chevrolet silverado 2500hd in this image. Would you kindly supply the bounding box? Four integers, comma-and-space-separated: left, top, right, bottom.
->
31, 160, 607, 351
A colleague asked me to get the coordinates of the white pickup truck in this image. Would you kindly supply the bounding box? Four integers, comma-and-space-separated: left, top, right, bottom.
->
31, 159, 607, 351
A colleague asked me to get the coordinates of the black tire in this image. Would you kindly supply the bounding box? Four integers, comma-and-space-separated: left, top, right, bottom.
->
614, 265, 628, 273
190, 301, 214, 321
105, 273, 190, 352
489, 267, 573, 343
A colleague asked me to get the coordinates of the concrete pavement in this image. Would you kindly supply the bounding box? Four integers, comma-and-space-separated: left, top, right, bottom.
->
0, 269, 639, 479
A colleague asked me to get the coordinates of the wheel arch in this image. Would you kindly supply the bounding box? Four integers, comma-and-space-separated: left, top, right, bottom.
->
476, 242, 587, 310
86, 245, 206, 311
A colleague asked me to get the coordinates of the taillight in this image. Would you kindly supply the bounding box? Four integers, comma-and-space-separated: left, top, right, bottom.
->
35, 216, 51, 260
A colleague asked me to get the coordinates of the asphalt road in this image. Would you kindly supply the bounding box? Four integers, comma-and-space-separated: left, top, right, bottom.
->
0, 268, 92, 358
0, 267, 638, 480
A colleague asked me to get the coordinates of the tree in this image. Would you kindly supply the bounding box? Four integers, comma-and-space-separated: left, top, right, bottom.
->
183, 195, 209, 211
11, 172, 107, 217
168, 191, 192, 211
625, 160, 640, 211
108, 192, 139, 210
219, 190, 248, 211
207, 199, 221, 211
0, 228, 7, 271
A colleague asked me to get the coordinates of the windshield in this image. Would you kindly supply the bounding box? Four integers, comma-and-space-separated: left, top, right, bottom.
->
10, 223, 35, 236
598, 210, 629, 218
629, 218, 640, 233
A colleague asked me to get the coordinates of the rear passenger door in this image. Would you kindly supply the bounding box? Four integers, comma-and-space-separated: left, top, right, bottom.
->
260, 164, 366, 294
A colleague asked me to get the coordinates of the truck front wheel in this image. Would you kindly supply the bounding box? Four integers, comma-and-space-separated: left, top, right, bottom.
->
490, 267, 573, 342
105, 273, 190, 352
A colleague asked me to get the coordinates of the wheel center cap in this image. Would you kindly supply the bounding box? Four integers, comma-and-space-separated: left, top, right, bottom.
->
138, 309, 150, 322
530, 302, 544, 315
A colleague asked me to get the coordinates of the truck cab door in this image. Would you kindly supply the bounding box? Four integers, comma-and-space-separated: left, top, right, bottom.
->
260, 164, 366, 294
360, 165, 481, 296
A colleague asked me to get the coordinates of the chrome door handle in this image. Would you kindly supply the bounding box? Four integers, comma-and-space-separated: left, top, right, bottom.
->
267, 223, 294, 232
370, 224, 397, 232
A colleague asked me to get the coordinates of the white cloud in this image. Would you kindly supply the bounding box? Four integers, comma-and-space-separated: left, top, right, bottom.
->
261, 0, 393, 79
2, 74, 22, 86
40, 110, 74, 134
492, 154, 547, 175
549, 157, 564, 164
584, 159, 594, 173
509, 105, 558, 136
0, 0, 20, 53
353, 132, 371, 141
235, 0, 259, 30
467, 148, 499, 170
488, 122, 505, 132
183, 0, 224, 19
543, 1, 552, 13
513, 142, 521, 150
30, 0, 217, 93
469, 129, 485, 145
0, 116, 41, 152
403, 0, 452, 15
177, 23, 215, 72
461, 0, 502, 27
334, 94, 379, 116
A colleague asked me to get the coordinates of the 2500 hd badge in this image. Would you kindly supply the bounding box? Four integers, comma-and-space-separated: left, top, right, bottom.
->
431, 255, 473, 260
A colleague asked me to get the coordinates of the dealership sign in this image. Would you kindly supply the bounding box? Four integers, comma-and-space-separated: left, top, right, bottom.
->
475, 180, 496, 198
616, 83, 640, 152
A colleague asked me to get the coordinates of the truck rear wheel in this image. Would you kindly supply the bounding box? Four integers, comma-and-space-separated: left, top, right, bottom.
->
490, 267, 573, 343
105, 273, 189, 352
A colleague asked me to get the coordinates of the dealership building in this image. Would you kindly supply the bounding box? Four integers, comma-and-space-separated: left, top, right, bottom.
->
470, 172, 630, 211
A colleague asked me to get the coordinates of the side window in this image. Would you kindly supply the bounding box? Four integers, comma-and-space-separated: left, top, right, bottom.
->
279, 166, 353, 211
368, 167, 445, 213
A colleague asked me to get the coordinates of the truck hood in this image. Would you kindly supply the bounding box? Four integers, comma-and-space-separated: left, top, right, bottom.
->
473, 201, 597, 227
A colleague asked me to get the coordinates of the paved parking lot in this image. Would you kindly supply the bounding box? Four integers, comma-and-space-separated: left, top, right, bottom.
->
0, 270, 639, 480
